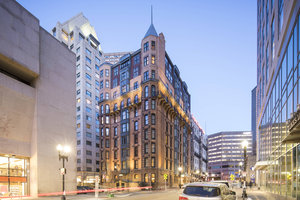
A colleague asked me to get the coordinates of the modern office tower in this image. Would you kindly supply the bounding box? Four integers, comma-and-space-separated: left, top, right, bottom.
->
98, 21, 192, 188
251, 86, 257, 156
52, 13, 103, 185
190, 115, 208, 181
255, 0, 300, 198
0, 0, 76, 197
208, 131, 252, 180
104, 52, 132, 65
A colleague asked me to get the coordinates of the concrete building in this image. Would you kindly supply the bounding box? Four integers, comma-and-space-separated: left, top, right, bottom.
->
255, 0, 300, 198
208, 131, 252, 181
0, 0, 76, 197
98, 21, 192, 189
52, 13, 104, 186
251, 86, 257, 156
190, 115, 208, 181
104, 52, 132, 65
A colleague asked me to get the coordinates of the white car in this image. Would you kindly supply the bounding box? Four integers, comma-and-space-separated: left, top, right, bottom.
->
210, 180, 230, 188
179, 182, 236, 200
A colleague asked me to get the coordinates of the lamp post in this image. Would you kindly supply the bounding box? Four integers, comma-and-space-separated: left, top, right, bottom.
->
178, 167, 183, 188
241, 140, 248, 199
57, 144, 71, 200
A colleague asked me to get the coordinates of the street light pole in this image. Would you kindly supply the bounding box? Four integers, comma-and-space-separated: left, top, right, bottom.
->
178, 167, 182, 188
241, 140, 248, 199
57, 144, 70, 200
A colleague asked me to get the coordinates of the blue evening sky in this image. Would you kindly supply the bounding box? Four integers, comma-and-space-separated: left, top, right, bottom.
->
17, 0, 257, 134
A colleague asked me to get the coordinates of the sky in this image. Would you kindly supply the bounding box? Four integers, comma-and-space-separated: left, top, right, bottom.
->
17, 0, 257, 134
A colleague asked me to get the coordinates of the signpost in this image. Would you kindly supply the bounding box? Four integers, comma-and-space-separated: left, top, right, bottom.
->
164, 174, 168, 190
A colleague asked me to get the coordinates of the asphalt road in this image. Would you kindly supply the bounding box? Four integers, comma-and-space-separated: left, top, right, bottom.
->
111, 190, 180, 200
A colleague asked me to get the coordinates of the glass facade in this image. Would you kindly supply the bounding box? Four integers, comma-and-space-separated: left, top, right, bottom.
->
257, 13, 300, 199
0, 155, 29, 197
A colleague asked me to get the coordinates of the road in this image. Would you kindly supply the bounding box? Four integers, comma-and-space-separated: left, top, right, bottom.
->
108, 190, 180, 200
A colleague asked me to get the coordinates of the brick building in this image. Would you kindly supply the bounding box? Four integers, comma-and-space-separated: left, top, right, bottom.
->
98, 21, 192, 188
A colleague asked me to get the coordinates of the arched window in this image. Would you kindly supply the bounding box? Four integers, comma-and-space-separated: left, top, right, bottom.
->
127, 98, 131, 106
144, 86, 149, 98
120, 101, 124, 109
151, 85, 156, 97
105, 104, 110, 113
100, 105, 104, 114
134, 95, 139, 103
114, 103, 118, 111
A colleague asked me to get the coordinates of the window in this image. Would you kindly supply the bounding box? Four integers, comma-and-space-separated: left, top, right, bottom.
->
151, 100, 156, 109
121, 101, 124, 109
151, 157, 155, 167
79, 33, 84, 40
77, 150, 81, 155
76, 56, 80, 61
134, 161, 138, 169
105, 104, 110, 113
127, 98, 131, 106
76, 47, 80, 54
95, 57, 100, 64
145, 100, 149, 110
113, 79, 117, 88
144, 56, 149, 66
86, 107, 92, 113
77, 140, 81, 145
76, 115, 80, 120
86, 48, 91, 57
151, 114, 156, 125
151, 41, 155, 50
86, 150, 92, 155
134, 121, 138, 131
105, 92, 109, 99
86, 159, 92, 164
134, 108, 138, 117
77, 123, 80, 128
133, 67, 139, 77
134, 54, 140, 64
134, 134, 138, 144
144, 42, 149, 52
77, 159, 81, 163
151, 143, 156, 153
144, 128, 148, 140
100, 70, 103, 78
95, 80, 100, 87
151, 85, 156, 96
144, 71, 149, 81
86, 81, 91, 88
151, 129, 156, 139
134, 146, 138, 157
114, 150, 117, 159
86, 141, 92, 146
76, 73, 80, 78
113, 67, 118, 76
86, 56, 91, 64
151, 70, 155, 79
144, 86, 149, 97
114, 127, 118, 136
278, 0, 283, 35
144, 143, 149, 154
76, 89, 80, 95
86, 90, 91, 97
86, 65, 91, 72
105, 139, 109, 148
271, 18, 275, 60
134, 95, 139, 103
86, 124, 91, 129
100, 93, 103, 100
105, 80, 109, 88
77, 106, 80, 111
105, 69, 109, 77
105, 116, 109, 124
134, 82, 138, 89
86, 115, 92, 121
151, 55, 155, 64
77, 98, 81, 103
86, 73, 91, 80
144, 114, 149, 125
105, 128, 109, 136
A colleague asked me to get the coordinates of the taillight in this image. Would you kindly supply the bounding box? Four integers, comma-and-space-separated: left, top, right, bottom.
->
179, 197, 189, 200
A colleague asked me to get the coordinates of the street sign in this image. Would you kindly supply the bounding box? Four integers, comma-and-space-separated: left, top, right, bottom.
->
230, 174, 235, 181
164, 174, 168, 180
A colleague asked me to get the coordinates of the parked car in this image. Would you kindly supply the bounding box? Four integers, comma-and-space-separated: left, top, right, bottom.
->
179, 182, 236, 200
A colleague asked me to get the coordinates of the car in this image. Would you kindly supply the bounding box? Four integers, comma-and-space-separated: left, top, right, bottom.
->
179, 182, 236, 200
77, 186, 94, 194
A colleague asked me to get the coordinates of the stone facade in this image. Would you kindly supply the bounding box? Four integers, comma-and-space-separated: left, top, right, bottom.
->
0, 0, 76, 197
99, 23, 192, 188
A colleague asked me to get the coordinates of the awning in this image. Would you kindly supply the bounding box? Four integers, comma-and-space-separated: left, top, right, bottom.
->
254, 161, 269, 170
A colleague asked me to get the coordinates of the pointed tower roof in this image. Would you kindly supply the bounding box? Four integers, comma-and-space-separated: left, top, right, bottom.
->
144, 6, 158, 39
144, 24, 158, 38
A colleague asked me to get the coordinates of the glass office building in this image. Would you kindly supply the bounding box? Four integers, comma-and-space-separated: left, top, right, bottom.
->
255, 0, 300, 198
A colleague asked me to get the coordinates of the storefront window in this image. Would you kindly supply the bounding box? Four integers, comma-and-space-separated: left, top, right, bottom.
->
0, 155, 29, 197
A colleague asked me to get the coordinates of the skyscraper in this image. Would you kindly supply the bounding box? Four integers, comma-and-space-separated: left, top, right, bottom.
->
255, 0, 300, 198
98, 21, 192, 188
251, 86, 257, 156
52, 13, 104, 185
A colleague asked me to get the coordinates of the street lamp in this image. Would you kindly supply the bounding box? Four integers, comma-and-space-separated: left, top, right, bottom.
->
56, 144, 71, 200
241, 140, 248, 199
178, 167, 183, 188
